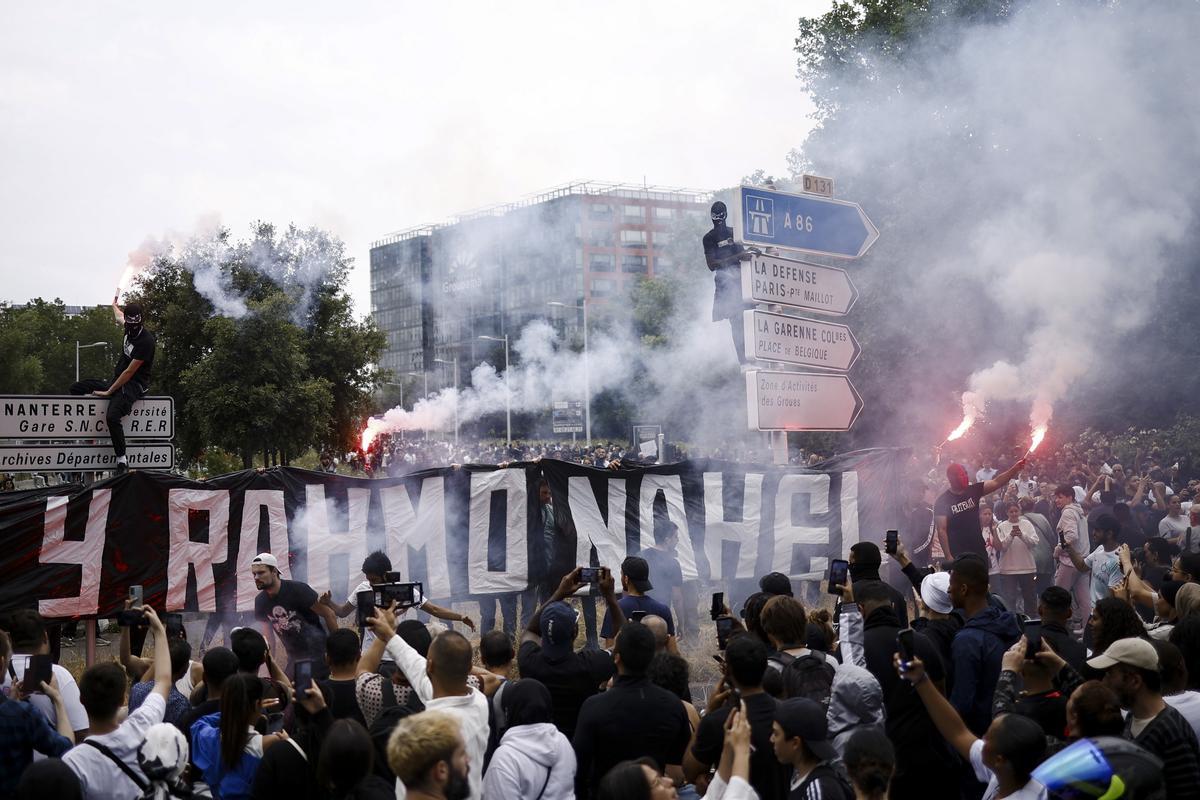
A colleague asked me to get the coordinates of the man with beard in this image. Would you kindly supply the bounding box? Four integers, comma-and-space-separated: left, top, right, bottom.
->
934, 458, 1027, 561
69, 299, 155, 474
251, 552, 337, 679
386, 710, 472, 800
703, 200, 753, 364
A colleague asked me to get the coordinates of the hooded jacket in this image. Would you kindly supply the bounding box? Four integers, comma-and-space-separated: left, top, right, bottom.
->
827, 663, 886, 757
483, 722, 576, 800
949, 605, 1022, 735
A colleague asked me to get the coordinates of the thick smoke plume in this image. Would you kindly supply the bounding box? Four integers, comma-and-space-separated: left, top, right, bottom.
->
794, 2, 1200, 446
118, 217, 345, 323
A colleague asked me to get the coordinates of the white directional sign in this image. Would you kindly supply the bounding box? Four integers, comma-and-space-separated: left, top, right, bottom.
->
745, 370, 864, 432
741, 253, 859, 316
0, 443, 175, 472
743, 310, 861, 371
0, 396, 174, 440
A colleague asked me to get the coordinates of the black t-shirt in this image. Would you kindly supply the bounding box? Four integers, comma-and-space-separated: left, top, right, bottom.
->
935, 483, 987, 558
517, 639, 614, 738
703, 223, 746, 320
789, 763, 853, 800
319, 677, 367, 727
254, 580, 328, 668
114, 329, 156, 387
641, 548, 683, 599
692, 693, 787, 800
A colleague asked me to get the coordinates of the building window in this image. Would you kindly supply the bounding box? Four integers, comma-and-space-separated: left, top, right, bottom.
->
623, 204, 643, 220
590, 253, 614, 271
589, 229, 613, 247
620, 229, 648, 246
656, 255, 674, 271
654, 206, 675, 220
590, 203, 612, 219
592, 278, 616, 296
622, 255, 648, 273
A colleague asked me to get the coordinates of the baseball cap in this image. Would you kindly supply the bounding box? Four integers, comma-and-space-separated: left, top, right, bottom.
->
774, 698, 837, 762
621, 556, 653, 593
251, 553, 279, 570
1086, 637, 1159, 672
920, 571, 954, 614
759, 572, 794, 597
539, 601, 578, 656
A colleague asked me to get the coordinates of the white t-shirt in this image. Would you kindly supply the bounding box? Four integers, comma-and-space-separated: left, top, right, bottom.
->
970, 739, 1047, 800
1, 656, 90, 733
63, 691, 166, 799
346, 579, 429, 652
1160, 515, 1191, 539
1165, 691, 1200, 742
1083, 546, 1124, 605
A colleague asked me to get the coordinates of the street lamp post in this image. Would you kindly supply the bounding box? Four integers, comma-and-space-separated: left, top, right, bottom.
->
547, 300, 590, 447
433, 357, 459, 446
75, 341, 109, 383
477, 335, 510, 446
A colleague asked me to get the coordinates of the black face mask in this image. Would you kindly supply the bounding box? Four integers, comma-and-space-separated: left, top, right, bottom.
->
124, 322, 143, 339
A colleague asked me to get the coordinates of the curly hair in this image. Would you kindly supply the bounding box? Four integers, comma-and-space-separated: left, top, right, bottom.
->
386, 711, 462, 786
1091, 597, 1147, 654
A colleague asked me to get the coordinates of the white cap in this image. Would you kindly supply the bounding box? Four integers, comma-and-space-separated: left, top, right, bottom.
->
920, 571, 954, 614
251, 553, 279, 570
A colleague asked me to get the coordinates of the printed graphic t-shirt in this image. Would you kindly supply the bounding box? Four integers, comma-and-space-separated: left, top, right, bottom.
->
935, 483, 988, 559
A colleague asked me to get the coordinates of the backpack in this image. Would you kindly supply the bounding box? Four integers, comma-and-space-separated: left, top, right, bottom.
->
772, 650, 835, 707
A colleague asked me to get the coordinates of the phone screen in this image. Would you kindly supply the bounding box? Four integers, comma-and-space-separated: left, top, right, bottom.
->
294, 659, 314, 698
885, 530, 899, 555
356, 590, 376, 628
710, 592, 725, 621
897, 629, 916, 665
129, 585, 144, 608
828, 559, 849, 594
716, 617, 735, 650
630, 610, 647, 622
25, 654, 52, 693
579, 567, 600, 583
1024, 619, 1042, 660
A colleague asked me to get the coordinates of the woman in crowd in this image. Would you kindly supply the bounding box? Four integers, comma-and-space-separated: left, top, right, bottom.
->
483, 679, 576, 800
192, 674, 286, 798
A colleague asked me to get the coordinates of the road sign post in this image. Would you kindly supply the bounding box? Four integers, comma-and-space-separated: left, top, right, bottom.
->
0, 443, 175, 472
552, 400, 584, 434
738, 185, 878, 259
745, 370, 864, 432
0, 396, 174, 440
743, 310, 860, 372
740, 253, 858, 316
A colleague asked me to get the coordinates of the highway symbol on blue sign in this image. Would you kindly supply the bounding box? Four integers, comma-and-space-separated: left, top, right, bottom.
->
738, 185, 879, 259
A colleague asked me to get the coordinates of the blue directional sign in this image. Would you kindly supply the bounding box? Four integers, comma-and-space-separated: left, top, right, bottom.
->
739, 186, 879, 259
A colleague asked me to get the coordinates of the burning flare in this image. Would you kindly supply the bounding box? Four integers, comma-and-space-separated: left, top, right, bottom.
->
1028, 425, 1048, 454
945, 391, 984, 442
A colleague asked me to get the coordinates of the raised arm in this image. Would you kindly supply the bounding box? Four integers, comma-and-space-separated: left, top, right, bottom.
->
524, 568, 585, 646
419, 599, 475, 632
897, 654, 977, 761
982, 457, 1027, 496
141, 607, 172, 701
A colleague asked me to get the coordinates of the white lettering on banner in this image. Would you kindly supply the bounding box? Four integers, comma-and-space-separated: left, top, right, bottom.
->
702, 473, 764, 581
379, 479, 451, 599
39, 491, 108, 617
568, 476, 627, 576
303, 485, 370, 597
235, 490, 290, 612
771, 474, 832, 579
166, 490, 230, 612
841, 471, 860, 555
467, 470, 529, 594
639, 475, 698, 580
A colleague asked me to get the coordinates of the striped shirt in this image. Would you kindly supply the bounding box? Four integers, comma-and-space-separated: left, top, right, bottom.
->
788, 763, 852, 800
1125, 704, 1200, 800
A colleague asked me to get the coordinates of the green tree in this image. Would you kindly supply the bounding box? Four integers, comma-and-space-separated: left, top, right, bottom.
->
182, 293, 332, 468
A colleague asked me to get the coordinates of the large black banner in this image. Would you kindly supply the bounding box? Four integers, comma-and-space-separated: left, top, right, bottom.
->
0, 450, 906, 618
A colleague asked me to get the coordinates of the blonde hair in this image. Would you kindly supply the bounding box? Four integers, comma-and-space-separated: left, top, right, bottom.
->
385, 711, 463, 786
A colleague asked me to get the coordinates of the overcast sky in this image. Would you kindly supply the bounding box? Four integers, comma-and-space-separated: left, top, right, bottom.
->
1, 1, 827, 317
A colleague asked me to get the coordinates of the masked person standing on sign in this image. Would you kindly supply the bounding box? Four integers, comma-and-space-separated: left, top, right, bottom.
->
703, 200, 753, 365
69, 297, 155, 475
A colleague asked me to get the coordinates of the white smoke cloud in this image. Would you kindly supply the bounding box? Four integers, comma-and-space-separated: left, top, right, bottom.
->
794, 2, 1200, 443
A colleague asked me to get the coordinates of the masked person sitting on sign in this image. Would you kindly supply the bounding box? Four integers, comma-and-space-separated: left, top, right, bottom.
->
69, 299, 155, 475
702, 200, 753, 365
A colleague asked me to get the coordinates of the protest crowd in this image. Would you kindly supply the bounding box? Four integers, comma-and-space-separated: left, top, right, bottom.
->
2, 438, 1199, 800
